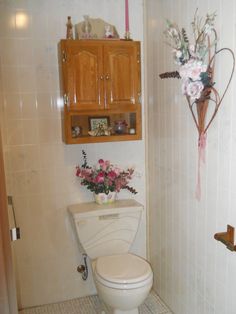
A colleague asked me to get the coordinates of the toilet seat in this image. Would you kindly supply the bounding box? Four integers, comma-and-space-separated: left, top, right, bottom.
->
94, 253, 153, 290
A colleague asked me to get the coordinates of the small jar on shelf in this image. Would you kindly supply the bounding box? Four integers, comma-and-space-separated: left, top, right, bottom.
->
113, 120, 128, 134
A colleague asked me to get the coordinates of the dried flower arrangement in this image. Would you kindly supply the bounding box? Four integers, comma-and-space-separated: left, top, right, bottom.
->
159, 10, 235, 199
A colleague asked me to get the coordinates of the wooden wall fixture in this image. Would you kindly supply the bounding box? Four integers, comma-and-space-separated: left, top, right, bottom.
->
214, 225, 236, 252
59, 39, 142, 144
159, 11, 235, 199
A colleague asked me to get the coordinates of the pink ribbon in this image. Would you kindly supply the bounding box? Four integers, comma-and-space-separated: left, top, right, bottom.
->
195, 133, 207, 200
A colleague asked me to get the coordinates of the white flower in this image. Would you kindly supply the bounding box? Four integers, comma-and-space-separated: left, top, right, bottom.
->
175, 49, 182, 58
173, 49, 183, 64
167, 27, 179, 37
188, 44, 197, 58
185, 81, 204, 100
179, 59, 207, 81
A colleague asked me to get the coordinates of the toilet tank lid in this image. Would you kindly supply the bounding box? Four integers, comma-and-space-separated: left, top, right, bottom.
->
68, 199, 143, 219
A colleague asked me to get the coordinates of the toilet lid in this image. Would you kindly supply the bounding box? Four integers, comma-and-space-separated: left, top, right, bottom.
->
95, 253, 152, 285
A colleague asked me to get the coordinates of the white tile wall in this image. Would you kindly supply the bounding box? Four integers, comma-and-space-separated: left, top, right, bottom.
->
146, 1, 236, 314
0, 0, 146, 309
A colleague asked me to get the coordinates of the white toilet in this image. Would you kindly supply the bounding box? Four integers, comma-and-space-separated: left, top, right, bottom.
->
68, 199, 153, 314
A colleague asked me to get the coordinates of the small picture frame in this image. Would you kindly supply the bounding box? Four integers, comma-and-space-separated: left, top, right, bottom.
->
89, 116, 110, 131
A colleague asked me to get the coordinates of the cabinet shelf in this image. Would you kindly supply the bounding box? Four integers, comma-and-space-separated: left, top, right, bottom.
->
63, 105, 142, 144
66, 133, 141, 145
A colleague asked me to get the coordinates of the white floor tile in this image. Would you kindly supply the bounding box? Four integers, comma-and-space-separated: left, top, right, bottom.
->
19, 290, 172, 314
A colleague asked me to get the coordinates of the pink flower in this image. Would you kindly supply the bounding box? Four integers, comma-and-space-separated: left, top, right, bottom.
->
79, 168, 93, 181
98, 159, 104, 165
108, 170, 117, 180
113, 167, 121, 176
102, 160, 110, 171
95, 172, 104, 183
179, 59, 207, 81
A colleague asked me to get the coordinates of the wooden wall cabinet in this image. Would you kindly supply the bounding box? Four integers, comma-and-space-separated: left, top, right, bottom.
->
59, 39, 142, 144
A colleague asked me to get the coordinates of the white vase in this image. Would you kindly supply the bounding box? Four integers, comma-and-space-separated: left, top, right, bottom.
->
94, 191, 117, 205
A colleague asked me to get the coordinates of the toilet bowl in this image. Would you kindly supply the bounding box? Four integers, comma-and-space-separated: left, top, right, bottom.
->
93, 253, 153, 314
68, 199, 153, 314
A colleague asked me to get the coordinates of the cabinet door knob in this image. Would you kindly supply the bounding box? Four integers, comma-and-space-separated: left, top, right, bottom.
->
100, 75, 104, 80
105, 74, 110, 80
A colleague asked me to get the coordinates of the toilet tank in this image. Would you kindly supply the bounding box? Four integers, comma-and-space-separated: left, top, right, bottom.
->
68, 199, 143, 260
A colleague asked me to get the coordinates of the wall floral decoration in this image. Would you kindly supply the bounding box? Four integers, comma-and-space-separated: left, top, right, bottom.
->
159, 10, 235, 200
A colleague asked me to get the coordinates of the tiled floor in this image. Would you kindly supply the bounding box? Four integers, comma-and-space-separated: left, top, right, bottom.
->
19, 290, 172, 314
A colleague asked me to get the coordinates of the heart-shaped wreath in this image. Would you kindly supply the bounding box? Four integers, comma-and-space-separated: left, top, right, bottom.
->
159, 10, 235, 199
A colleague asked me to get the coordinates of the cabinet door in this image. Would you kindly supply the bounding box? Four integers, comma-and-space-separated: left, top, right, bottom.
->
103, 42, 141, 109
63, 42, 104, 111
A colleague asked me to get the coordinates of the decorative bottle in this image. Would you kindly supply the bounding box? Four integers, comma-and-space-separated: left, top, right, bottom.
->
66, 16, 74, 39
114, 120, 128, 134
81, 15, 92, 38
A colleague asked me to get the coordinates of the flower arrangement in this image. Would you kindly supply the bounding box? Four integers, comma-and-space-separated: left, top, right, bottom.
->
160, 10, 217, 102
159, 10, 234, 137
76, 151, 137, 195
159, 10, 235, 200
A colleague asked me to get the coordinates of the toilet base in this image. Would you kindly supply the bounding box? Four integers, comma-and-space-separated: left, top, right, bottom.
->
113, 308, 138, 314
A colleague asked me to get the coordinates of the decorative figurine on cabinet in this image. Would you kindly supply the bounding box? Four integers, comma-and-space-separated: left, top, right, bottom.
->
66, 16, 74, 39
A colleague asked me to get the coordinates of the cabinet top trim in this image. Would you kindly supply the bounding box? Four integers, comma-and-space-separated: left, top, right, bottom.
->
60, 39, 140, 45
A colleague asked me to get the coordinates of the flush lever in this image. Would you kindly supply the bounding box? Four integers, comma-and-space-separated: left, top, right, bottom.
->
99, 214, 119, 220
77, 254, 88, 280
